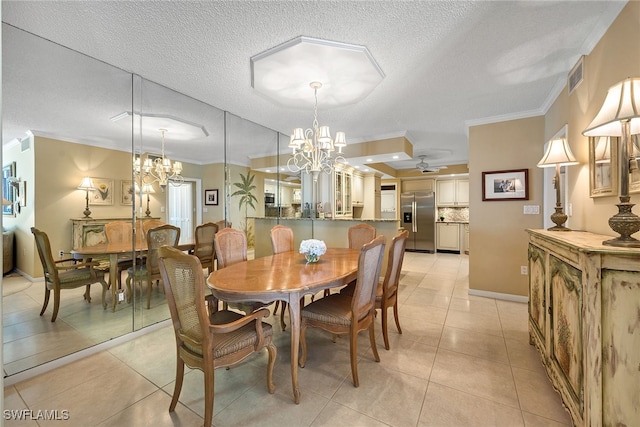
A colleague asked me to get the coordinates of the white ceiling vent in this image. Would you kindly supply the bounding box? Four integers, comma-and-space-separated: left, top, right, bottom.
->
568, 56, 584, 95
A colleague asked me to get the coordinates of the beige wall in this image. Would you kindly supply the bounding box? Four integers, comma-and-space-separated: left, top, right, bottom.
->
469, 117, 545, 297
468, 1, 640, 297
3, 137, 36, 276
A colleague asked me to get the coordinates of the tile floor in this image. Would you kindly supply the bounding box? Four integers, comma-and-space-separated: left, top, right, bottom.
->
3, 252, 572, 426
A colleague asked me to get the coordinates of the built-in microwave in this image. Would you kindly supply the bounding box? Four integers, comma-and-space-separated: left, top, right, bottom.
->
264, 193, 275, 205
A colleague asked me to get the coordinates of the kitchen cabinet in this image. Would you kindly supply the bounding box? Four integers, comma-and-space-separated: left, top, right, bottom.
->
334, 169, 352, 217
463, 223, 469, 254
362, 174, 381, 219
436, 222, 460, 251
526, 229, 640, 426
436, 178, 469, 206
352, 172, 364, 206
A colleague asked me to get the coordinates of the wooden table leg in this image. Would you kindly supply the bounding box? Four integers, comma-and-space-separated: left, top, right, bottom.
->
288, 294, 301, 404
110, 253, 118, 312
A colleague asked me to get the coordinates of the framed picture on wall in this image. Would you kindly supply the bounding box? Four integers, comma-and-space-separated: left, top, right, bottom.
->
630, 135, 640, 195
482, 169, 529, 201
90, 178, 114, 205
589, 136, 618, 198
2, 162, 16, 216
121, 180, 135, 205
205, 189, 218, 205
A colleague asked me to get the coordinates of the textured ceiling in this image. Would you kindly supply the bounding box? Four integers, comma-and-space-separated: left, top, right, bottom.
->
1, 1, 626, 172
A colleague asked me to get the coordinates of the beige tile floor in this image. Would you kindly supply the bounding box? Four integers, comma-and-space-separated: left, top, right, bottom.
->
3, 252, 572, 426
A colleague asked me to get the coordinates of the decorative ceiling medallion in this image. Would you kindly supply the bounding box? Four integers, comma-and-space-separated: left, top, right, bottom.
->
251, 36, 384, 108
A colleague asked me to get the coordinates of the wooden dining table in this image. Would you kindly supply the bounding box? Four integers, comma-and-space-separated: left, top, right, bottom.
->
73, 240, 194, 311
206, 247, 360, 404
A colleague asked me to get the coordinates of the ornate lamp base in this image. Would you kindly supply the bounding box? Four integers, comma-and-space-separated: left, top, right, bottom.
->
603, 202, 640, 248
548, 207, 571, 231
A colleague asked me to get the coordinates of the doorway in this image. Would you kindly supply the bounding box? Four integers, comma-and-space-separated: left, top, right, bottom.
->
167, 178, 202, 243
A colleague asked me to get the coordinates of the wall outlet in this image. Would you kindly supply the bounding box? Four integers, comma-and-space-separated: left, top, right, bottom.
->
117, 290, 125, 302
520, 265, 528, 275
58, 250, 65, 257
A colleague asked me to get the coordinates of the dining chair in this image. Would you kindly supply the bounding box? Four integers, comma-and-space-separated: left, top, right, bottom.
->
377, 229, 409, 350
31, 227, 108, 322
214, 219, 231, 231
348, 223, 376, 249
337, 223, 378, 296
194, 222, 219, 274
299, 235, 386, 387
142, 219, 165, 235
214, 227, 265, 314
126, 224, 180, 308
158, 246, 276, 427
104, 220, 144, 290
270, 225, 294, 330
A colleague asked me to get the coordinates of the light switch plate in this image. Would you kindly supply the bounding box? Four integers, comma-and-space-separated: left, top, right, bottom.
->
523, 205, 540, 215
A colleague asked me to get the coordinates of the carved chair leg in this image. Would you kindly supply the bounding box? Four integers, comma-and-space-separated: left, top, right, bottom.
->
40, 288, 51, 316
84, 284, 91, 302
349, 330, 359, 387
369, 321, 381, 362
393, 301, 402, 334
169, 357, 184, 412
51, 288, 61, 322
381, 307, 390, 350
266, 343, 277, 393
203, 364, 215, 427
299, 320, 308, 368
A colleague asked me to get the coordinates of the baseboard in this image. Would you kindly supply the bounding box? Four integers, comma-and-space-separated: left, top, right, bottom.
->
468, 289, 528, 303
3, 319, 171, 387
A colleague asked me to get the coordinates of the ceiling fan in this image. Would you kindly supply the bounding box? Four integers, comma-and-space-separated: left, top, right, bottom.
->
415, 155, 447, 173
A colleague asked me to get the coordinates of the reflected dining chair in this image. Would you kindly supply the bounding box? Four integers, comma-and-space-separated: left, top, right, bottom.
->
158, 246, 276, 427
270, 224, 294, 330
31, 227, 108, 322
377, 230, 409, 350
126, 224, 180, 309
142, 219, 165, 236
299, 235, 386, 387
194, 222, 219, 274
104, 220, 144, 291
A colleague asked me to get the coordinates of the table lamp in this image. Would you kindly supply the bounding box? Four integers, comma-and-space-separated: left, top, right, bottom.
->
77, 177, 96, 218
141, 183, 155, 217
583, 77, 640, 247
537, 137, 578, 231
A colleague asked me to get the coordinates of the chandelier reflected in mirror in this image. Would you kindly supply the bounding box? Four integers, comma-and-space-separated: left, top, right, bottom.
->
287, 82, 347, 181
134, 128, 184, 189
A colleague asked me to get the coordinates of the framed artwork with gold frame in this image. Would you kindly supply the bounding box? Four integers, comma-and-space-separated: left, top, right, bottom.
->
589, 136, 618, 198
630, 135, 640, 195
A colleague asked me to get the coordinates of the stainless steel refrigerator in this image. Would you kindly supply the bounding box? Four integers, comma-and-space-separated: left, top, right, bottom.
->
401, 191, 435, 252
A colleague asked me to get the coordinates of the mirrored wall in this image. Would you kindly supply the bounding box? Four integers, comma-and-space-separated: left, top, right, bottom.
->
2, 23, 297, 377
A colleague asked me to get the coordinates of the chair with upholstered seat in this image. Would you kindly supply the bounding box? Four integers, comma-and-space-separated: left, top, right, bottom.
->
376, 230, 409, 350
158, 246, 276, 427
337, 223, 378, 296
270, 225, 294, 330
31, 227, 108, 322
142, 219, 165, 236
299, 235, 386, 387
214, 228, 266, 314
348, 223, 376, 249
194, 222, 219, 274
214, 220, 231, 231
126, 224, 180, 309
104, 220, 145, 290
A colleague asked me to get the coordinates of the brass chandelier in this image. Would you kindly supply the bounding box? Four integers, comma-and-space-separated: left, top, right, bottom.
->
134, 129, 184, 189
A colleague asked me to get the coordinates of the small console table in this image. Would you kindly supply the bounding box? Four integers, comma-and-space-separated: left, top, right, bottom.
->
526, 229, 639, 426
71, 217, 161, 250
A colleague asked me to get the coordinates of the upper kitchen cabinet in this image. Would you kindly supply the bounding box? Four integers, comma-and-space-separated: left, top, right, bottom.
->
334, 168, 352, 217
436, 178, 469, 206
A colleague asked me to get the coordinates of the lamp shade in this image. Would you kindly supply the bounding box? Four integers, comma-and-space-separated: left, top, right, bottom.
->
77, 177, 96, 190
141, 183, 155, 194
2, 198, 11, 206
537, 138, 579, 167
583, 77, 640, 136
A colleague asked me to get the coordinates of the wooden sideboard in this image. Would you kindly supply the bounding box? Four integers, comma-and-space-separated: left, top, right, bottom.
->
526, 229, 640, 426
71, 217, 161, 250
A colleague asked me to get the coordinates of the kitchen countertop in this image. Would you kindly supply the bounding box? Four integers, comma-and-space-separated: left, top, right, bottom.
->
253, 217, 398, 222
437, 221, 469, 224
